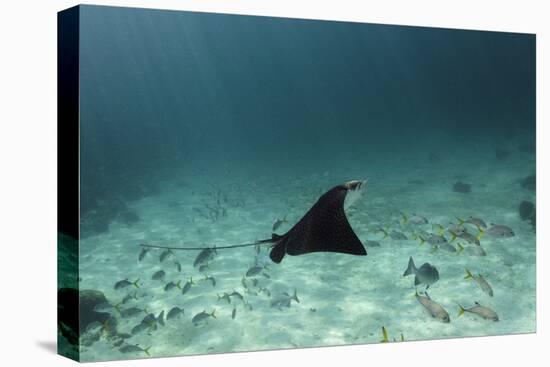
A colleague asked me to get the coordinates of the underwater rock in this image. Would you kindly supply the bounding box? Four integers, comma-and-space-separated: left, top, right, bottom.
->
520, 174, 535, 192
58, 288, 115, 346
519, 201, 535, 221
453, 181, 471, 193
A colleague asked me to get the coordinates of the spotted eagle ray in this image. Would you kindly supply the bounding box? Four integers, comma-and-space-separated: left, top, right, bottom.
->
140, 180, 368, 263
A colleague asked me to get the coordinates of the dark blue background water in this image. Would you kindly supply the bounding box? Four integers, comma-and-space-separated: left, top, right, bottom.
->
78, 5, 535, 221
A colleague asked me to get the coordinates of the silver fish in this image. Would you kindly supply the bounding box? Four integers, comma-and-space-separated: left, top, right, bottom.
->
465, 269, 494, 296
157, 310, 165, 327
192, 309, 216, 325
203, 275, 216, 287
130, 322, 149, 335
117, 333, 132, 339
84, 321, 103, 333
217, 292, 231, 303
403, 257, 439, 289
484, 224, 514, 238
246, 265, 265, 277
114, 278, 140, 290
112, 338, 124, 347
141, 313, 157, 326
93, 302, 115, 313
181, 277, 194, 295
459, 302, 498, 321
409, 214, 429, 225
119, 344, 151, 356
365, 240, 381, 248
152, 270, 165, 281
415, 291, 450, 323
452, 231, 480, 246
118, 307, 146, 318
270, 289, 299, 309
121, 291, 138, 304
167, 307, 184, 320
465, 244, 487, 256
193, 247, 217, 267
420, 234, 448, 246
159, 249, 174, 263
164, 280, 181, 291
434, 243, 457, 253
459, 217, 487, 229
446, 224, 467, 236
390, 230, 407, 240
138, 247, 149, 262
230, 291, 244, 301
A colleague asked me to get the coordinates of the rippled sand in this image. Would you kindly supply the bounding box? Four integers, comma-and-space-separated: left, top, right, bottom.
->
76, 150, 535, 362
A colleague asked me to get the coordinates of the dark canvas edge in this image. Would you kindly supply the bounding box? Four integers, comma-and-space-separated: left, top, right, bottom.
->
57, 5, 81, 362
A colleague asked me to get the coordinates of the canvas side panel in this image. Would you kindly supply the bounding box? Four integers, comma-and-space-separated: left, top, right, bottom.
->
57, 5, 80, 362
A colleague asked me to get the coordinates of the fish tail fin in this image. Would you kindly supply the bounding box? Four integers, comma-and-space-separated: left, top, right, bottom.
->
380, 326, 389, 343
457, 217, 465, 225
132, 278, 140, 288
464, 268, 473, 279
400, 212, 408, 224
476, 227, 484, 240
269, 241, 286, 264
102, 318, 111, 331
211, 309, 217, 318
114, 302, 122, 313
400, 333, 405, 342
292, 288, 300, 303
190, 277, 195, 285
418, 236, 425, 245
379, 228, 388, 239
132, 291, 138, 300
432, 224, 444, 236
458, 304, 465, 317
456, 243, 464, 254
449, 231, 457, 243
403, 257, 416, 277
143, 346, 151, 357
143, 308, 149, 315
176, 280, 182, 289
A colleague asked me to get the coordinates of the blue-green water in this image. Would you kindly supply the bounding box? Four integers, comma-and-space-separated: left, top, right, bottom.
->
60, 5, 535, 362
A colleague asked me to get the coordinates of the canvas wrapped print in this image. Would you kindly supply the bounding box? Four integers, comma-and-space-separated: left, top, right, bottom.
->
57, 4, 536, 362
